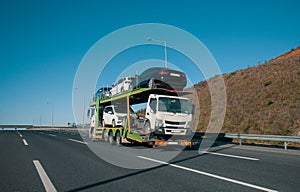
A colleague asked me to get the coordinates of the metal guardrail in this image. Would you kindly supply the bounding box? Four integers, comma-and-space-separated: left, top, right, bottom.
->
224, 133, 300, 150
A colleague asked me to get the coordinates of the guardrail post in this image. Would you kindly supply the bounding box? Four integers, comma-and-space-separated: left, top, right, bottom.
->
284, 142, 288, 150
239, 139, 242, 146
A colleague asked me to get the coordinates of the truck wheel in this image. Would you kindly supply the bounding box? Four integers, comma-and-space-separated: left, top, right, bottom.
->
103, 129, 108, 142
112, 119, 116, 128
116, 131, 122, 146
144, 121, 151, 134
108, 131, 115, 145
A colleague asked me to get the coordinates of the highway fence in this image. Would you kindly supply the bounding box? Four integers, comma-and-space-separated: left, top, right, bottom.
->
224, 133, 300, 150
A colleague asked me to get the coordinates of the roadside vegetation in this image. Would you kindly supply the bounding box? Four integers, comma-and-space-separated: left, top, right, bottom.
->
193, 46, 300, 138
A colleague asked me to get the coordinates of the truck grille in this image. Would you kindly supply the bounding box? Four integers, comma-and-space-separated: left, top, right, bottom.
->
165, 121, 186, 125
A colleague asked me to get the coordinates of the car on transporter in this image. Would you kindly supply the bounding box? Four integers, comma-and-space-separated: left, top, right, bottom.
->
135, 67, 187, 90
102, 105, 135, 127
110, 76, 137, 96
95, 87, 112, 100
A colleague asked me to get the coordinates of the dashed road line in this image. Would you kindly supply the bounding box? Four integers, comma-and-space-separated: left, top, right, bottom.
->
137, 156, 277, 192
22, 139, 28, 146
33, 160, 57, 192
68, 139, 87, 145
17, 131, 23, 138
201, 151, 259, 161
49, 134, 57, 137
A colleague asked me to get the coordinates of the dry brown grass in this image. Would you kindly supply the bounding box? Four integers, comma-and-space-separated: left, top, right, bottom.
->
193, 46, 300, 136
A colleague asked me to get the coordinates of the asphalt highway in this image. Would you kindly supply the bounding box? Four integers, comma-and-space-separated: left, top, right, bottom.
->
0, 130, 299, 192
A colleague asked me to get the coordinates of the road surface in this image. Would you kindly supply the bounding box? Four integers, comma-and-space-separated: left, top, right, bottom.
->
0, 130, 299, 191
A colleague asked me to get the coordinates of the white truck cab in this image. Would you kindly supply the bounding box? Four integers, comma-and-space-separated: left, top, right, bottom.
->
145, 94, 192, 135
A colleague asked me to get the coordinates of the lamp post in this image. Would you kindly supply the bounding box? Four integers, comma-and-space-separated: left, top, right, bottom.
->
83, 96, 85, 129
46, 102, 54, 128
147, 37, 168, 68
74, 87, 88, 129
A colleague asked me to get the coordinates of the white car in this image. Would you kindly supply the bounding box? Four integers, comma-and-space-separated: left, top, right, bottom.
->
102, 105, 135, 127
110, 77, 137, 96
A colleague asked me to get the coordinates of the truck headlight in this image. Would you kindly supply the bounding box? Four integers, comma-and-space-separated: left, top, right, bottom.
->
186, 121, 192, 128
155, 119, 164, 127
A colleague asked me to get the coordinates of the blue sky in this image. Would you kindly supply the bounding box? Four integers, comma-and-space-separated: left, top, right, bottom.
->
0, 0, 299, 125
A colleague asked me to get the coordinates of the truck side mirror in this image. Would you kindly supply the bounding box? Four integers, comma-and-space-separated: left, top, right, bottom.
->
87, 109, 90, 118
191, 105, 195, 115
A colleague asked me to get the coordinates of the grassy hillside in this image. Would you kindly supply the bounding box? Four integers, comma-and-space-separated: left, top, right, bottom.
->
193, 46, 300, 136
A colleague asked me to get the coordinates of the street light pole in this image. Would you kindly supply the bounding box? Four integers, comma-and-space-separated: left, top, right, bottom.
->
47, 102, 54, 128
147, 37, 168, 68
83, 96, 85, 129
51, 103, 53, 128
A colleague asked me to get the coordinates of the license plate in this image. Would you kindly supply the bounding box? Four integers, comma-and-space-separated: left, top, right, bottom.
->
167, 141, 178, 145
171, 130, 182, 133
170, 73, 180, 77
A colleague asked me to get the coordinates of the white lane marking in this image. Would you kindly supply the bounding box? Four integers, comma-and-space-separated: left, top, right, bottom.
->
201, 151, 259, 161
68, 138, 87, 145
49, 134, 57, 137
137, 156, 277, 192
33, 160, 57, 192
22, 139, 28, 146
17, 131, 23, 138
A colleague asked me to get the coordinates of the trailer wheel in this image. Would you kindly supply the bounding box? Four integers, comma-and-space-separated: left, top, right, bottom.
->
108, 131, 115, 145
115, 131, 122, 146
103, 129, 108, 142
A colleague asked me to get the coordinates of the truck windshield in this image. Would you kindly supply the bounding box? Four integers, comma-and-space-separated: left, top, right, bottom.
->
158, 97, 191, 114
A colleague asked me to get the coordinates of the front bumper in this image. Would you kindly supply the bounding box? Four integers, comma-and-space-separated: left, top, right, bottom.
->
154, 127, 192, 135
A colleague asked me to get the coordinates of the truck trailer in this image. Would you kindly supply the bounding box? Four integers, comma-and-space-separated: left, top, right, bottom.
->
87, 88, 196, 147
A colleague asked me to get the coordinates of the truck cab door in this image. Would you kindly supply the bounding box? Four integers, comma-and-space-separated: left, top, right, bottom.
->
146, 96, 157, 131
88, 108, 96, 128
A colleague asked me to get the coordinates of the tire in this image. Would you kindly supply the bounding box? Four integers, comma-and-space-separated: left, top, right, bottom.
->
144, 121, 151, 134
103, 129, 108, 142
112, 119, 116, 128
108, 131, 114, 145
115, 131, 122, 146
